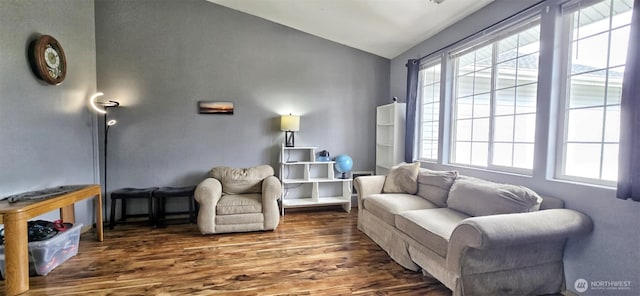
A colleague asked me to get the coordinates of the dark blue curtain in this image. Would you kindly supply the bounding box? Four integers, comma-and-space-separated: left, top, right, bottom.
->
405, 59, 419, 163
617, 0, 640, 202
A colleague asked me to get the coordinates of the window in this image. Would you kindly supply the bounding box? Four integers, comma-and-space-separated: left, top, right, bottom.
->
450, 21, 541, 171
417, 62, 442, 161
558, 0, 633, 184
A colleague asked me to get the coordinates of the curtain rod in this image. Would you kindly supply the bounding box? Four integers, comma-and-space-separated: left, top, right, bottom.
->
414, 0, 546, 63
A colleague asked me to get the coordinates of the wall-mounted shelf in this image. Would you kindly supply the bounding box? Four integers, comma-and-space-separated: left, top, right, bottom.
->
279, 145, 351, 216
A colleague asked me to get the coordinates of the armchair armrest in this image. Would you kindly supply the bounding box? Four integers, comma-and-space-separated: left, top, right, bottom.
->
446, 209, 593, 270
262, 176, 281, 229
354, 175, 387, 209
194, 178, 223, 234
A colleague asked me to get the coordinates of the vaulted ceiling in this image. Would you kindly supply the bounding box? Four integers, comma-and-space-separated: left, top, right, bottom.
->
206, 0, 495, 59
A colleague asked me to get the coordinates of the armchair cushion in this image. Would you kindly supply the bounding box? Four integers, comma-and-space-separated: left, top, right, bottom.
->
210, 165, 274, 194
216, 193, 263, 215
382, 162, 420, 194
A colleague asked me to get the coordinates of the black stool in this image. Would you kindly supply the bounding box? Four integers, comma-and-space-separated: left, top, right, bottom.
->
109, 187, 158, 229
153, 186, 196, 227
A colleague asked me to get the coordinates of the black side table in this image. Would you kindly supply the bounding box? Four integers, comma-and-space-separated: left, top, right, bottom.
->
110, 187, 158, 229
153, 186, 196, 227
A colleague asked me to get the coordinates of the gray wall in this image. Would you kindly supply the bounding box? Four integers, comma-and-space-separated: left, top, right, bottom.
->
391, 0, 640, 295
95, 0, 389, 213
0, 0, 98, 227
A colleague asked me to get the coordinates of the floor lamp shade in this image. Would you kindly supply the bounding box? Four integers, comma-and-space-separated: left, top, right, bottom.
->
281, 114, 300, 147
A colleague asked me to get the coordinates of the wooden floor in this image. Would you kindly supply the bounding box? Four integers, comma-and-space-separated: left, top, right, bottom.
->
1, 209, 452, 296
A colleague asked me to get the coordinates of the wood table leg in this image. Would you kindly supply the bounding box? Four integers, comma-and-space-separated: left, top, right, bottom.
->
4, 216, 29, 296
60, 204, 75, 223
95, 193, 104, 241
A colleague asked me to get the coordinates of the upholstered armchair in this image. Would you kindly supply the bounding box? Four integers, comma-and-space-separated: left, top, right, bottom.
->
194, 165, 281, 234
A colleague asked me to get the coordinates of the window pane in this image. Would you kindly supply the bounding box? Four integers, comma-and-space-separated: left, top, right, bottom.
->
609, 26, 630, 67
475, 45, 493, 69
518, 26, 541, 55
472, 118, 490, 142
456, 119, 472, 141
493, 143, 513, 167
458, 52, 475, 76
473, 93, 491, 118
474, 68, 492, 94
513, 143, 534, 169
422, 84, 435, 102
574, 1, 612, 39
455, 142, 471, 164
567, 107, 604, 142
607, 66, 624, 104
515, 83, 537, 114
494, 115, 514, 142
568, 70, 607, 108
604, 105, 620, 142
514, 114, 536, 142
497, 34, 518, 63
611, 0, 633, 28
456, 96, 473, 119
571, 32, 610, 74
517, 54, 539, 85
601, 143, 619, 181
495, 88, 515, 115
565, 143, 602, 179
457, 73, 474, 98
496, 59, 517, 90
471, 142, 488, 166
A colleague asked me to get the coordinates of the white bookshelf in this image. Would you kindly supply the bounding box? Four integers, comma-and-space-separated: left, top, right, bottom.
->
279, 145, 351, 215
376, 102, 405, 175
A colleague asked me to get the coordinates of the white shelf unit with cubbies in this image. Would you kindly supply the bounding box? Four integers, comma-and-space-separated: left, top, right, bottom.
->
376, 102, 406, 175
279, 145, 351, 215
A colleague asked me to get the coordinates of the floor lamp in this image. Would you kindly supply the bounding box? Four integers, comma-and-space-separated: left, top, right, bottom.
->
90, 92, 120, 223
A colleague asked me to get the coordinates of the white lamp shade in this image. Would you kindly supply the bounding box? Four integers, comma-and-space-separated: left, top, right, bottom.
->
280, 115, 300, 132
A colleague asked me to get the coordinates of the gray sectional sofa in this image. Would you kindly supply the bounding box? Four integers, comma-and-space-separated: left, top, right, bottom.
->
354, 163, 593, 296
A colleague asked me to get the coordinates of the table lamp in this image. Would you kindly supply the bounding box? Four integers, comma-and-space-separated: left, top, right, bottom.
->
280, 114, 300, 147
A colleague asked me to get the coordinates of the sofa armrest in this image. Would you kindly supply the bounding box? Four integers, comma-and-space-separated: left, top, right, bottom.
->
194, 178, 223, 234
354, 175, 387, 209
446, 208, 593, 270
262, 176, 282, 230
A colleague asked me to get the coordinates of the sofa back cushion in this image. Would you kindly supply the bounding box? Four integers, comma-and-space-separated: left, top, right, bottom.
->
416, 169, 458, 207
447, 177, 542, 217
383, 162, 420, 194
210, 165, 274, 195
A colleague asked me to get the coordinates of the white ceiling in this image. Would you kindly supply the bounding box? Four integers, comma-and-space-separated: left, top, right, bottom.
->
206, 0, 494, 59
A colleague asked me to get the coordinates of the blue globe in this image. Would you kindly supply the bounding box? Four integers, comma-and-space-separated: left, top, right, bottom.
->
334, 154, 353, 176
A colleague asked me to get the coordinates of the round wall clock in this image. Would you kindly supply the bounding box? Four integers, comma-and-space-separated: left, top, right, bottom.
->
29, 35, 67, 85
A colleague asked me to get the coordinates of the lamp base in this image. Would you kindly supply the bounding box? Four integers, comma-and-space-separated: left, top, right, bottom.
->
285, 131, 295, 147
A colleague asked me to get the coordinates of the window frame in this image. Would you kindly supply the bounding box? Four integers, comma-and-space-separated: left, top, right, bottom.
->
447, 16, 542, 175
554, 0, 631, 187
416, 58, 443, 162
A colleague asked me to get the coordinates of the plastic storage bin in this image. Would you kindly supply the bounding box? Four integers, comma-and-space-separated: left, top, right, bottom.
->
0, 223, 82, 277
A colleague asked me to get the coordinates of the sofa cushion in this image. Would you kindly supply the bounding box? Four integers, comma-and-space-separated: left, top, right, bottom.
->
447, 178, 543, 217
216, 193, 263, 215
417, 169, 458, 207
210, 165, 274, 194
363, 193, 438, 226
383, 162, 420, 194
396, 208, 470, 257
